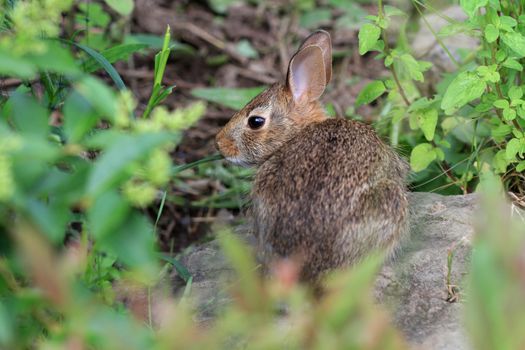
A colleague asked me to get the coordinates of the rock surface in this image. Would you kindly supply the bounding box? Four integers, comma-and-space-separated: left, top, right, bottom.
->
412, 6, 479, 73
173, 192, 478, 349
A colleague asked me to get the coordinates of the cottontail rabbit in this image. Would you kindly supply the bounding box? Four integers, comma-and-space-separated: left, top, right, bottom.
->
216, 30, 409, 281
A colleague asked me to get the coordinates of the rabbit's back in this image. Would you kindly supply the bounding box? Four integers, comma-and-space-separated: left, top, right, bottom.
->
252, 118, 408, 280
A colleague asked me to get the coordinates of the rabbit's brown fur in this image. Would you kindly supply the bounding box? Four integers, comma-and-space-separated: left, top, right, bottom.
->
216, 31, 409, 281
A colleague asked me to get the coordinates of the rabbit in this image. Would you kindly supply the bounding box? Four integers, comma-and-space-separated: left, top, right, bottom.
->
215, 30, 409, 282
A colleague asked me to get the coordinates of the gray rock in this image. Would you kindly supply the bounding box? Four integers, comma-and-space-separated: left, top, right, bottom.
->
412, 6, 479, 73
173, 192, 478, 349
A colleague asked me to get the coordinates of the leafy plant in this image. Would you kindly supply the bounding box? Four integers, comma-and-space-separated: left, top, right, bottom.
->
0, 1, 207, 347
358, 0, 525, 194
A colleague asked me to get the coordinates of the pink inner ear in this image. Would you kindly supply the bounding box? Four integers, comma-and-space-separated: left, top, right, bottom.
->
288, 45, 326, 103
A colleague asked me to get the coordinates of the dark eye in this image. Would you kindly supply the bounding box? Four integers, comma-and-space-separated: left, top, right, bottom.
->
248, 116, 266, 130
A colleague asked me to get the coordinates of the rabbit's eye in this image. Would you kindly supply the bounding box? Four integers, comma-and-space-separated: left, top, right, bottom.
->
248, 116, 265, 129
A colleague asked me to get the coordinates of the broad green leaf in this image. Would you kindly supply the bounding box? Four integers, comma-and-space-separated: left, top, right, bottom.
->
484, 24, 499, 43
493, 150, 509, 173
501, 32, 525, 58
516, 160, 525, 172
419, 109, 438, 141
88, 190, 131, 240
491, 123, 512, 142
502, 58, 523, 71
503, 108, 516, 120
358, 23, 381, 55
191, 86, 265, 110
410, 143, 437, 172
508, 86, 523, 100
7, 93, 48, 138
105, 0, 134, 16
63, 91, 100, 142
398, 54, 428, 82
24, 198, 69, 243
100, 212, 157, 268
87, 132, 173, 196
0, 51, 36, 78
506, 138, 521, 160
460, 0, 487, 18
500, 15, 517, 28
493, 99, 509, 109
75, 76, 117, 118
27, 42, 79, 75
355, 80, 385, 107
441, 71, 486, 115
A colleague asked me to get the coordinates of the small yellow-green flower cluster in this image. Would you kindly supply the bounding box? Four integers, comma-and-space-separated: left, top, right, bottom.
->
117, 95, 206, 207
114, 92, 206, 134
0, 136, 22, 202
0, 0, 73, 55
114, 90, 136, 129
133, 102, 206, 133
122, 149, 172, 207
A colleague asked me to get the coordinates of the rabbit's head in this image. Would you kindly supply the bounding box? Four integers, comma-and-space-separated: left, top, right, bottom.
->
216, 31, 333, 166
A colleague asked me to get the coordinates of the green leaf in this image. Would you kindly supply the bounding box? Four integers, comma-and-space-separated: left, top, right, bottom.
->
235, 40, 259, 59
503, 108, 516, 120
358, 23, 381, 55
24, 198, 69, 243
509, 86, 523, 100
516, 160, 525, 172
506, 138, 521, 160
398, 54, 428, 82
160, 254, 192, 283
460, 0, 487, 18
191, 86, 265, 110
125, 34, 194, 53
104, 0, 134, 16
0, 302, 12, 346
491, 123, 512, 142
88, 191, 131, 240
493, 99, 509, 109
7, 93, 48, 138
502, 58, 523, 71
208, 0, 239, 14
71, 42, 127, 90
419, 109, 438, 141
83, 44, 148, 73
100, 213, 156, 268
87, 132, 173, 197
410, 143, 437, 172
484, 24, 499, 43
441, 71, 487, 115
0, 50, 36, 78
299, 8, 332, 29
493, 150, 509, 173
74, 76, 117, 118
355, 80, 386, 107
501, 32, 525, 58
63, 91, 100, 142
500, 15, 517, 28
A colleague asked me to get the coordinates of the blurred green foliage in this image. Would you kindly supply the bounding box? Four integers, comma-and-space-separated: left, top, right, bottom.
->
0, 0, 524, 349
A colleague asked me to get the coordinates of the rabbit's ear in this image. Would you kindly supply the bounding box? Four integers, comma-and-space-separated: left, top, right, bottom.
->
287, 45, 326, 104
298, 30, 332, 84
